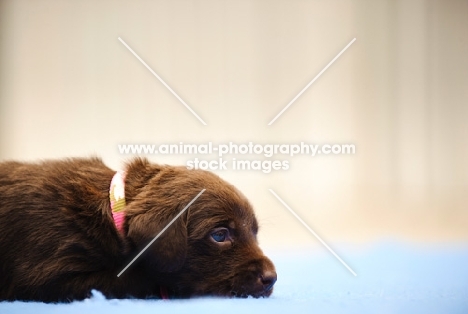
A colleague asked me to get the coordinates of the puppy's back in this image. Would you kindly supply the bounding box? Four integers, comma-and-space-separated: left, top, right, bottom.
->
0, 158, 123, 301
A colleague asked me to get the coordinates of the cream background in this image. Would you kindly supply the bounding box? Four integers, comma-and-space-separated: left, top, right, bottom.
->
1, 0, 467, 249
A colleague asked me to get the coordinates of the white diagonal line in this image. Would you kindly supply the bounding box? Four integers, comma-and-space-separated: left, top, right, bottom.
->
269, 189, 357, 276
118, 37, 207, 126
117, 189, 206, 277
268, 38, 356, 125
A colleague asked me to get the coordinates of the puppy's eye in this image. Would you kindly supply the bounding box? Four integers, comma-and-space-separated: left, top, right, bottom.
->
210, 228, 229, 243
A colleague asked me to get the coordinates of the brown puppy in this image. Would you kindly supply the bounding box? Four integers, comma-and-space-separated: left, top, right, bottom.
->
0, 157, 276, 302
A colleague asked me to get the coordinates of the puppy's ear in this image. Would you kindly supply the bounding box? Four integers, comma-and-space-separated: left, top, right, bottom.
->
124, 158, 164, 201
126, 205, 187, 273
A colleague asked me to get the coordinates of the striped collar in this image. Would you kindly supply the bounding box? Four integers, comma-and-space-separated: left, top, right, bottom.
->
109, 171, 126, 234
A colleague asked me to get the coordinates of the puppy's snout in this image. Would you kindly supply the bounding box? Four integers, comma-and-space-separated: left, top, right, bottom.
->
260, 270, 277, 291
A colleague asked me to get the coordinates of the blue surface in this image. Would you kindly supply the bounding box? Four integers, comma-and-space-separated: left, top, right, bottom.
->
1, 242, 467, 314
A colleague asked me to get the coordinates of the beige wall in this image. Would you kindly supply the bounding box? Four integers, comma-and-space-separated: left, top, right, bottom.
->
1, 0, 467, 249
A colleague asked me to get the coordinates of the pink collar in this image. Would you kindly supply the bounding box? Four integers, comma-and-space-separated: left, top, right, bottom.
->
109, 171, 126, 234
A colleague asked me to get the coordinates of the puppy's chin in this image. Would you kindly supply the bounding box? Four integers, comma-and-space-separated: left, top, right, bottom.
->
230, 282, 275, 299
184, 277, 275, 299
185, 288, 273, 299
230, 288, 274, 299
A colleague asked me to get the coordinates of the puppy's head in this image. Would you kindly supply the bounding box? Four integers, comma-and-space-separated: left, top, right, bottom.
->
123, 158, 277, 298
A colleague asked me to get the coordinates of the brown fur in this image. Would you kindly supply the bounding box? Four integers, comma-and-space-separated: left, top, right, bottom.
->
0, 157, 276, 302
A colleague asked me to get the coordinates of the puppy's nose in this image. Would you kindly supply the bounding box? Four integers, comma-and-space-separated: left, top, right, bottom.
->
260, 270, 277, 291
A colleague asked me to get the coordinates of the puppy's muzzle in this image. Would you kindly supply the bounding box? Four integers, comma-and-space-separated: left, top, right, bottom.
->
233, 257, 277, 298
